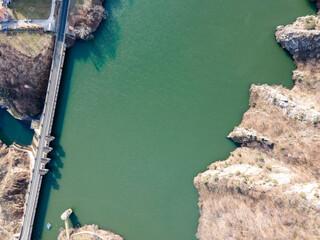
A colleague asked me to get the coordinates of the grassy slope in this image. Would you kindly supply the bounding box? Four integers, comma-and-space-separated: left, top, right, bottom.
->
9, 0, 51, 19
0, 32, 52, 57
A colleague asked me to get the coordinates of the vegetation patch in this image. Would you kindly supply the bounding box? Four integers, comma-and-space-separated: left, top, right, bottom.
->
304, 16, 316, 30
8, 0, 51, 20
0, 32, 52, 57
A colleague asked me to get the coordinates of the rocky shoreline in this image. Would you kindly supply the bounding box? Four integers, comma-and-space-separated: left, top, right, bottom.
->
194, 1, 320, 239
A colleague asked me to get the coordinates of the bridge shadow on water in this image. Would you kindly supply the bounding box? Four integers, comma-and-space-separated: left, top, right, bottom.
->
31, 1, 132, 238
31, 48, 72, 240
72, 0, 133, 71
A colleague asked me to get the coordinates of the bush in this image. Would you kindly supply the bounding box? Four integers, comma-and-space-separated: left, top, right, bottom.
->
214, 174, 219, 181
266, 165, 272, 171
300, 192, 307, 199
272, 179, 278, 186
305, 21, 316, 30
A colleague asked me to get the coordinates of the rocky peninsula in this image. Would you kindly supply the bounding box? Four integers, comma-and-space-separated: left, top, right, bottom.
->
194, 2, 320, 240
67, 0, 106, 41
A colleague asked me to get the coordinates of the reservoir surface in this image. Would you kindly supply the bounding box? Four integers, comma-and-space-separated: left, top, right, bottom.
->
1, 0, 314, 239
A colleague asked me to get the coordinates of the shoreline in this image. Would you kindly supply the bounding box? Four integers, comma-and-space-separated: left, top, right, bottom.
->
194, 1, 320, 239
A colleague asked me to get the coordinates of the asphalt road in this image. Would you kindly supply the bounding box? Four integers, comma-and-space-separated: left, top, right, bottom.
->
19, 0, 70, 239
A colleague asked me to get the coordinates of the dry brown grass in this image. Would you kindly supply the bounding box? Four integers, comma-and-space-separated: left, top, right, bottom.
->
0, 35, 54, 117
0, 32, 53, 58
195, 147, 320, 240
0, 142, 30, 240
8, 0, 51, 20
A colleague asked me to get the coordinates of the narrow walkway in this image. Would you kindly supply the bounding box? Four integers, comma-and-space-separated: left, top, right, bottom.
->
72, 231, 104, 239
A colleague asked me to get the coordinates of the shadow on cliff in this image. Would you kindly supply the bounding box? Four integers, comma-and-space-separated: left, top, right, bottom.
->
31, 49, 73, 240
72, 0, 132, 71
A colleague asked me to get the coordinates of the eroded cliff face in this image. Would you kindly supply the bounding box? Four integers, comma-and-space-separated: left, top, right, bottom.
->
0, 141, 30, 239
58, 224, 124, 240
194, 6, 320, 240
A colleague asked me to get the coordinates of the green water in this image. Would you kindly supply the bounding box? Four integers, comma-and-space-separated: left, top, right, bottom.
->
0, 109, 33, 145
10, 0, 314, 239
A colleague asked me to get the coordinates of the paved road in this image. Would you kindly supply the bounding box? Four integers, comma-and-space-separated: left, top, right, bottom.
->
19, 0, 69, 239
0, 0, 56, 31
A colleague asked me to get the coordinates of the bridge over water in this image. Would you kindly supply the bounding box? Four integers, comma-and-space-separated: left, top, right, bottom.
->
19, 0, 70, 239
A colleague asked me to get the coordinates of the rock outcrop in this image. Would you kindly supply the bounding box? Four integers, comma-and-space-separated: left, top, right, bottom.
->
68, 0, 105, 41
0, 141, 30, 239
58, 224, 124, 240
194, 3, 320, 240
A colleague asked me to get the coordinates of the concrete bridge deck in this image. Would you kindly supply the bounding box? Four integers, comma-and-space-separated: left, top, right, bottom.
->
19, 0, 70, 239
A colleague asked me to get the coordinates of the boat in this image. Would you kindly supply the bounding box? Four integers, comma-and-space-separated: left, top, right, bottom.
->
46, 223, 52, 230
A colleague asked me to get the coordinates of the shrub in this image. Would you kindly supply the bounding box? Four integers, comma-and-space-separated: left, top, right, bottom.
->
235, 171, 241, 176
272, 179, 278, 186
300, 192, 307, 199
266, 165, 272, 171
202, 175, 210, 184
214, 173, 219, 181
305, 21, 316, 30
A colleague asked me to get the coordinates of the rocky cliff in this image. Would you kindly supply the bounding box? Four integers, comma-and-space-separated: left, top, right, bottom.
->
194, 4, 320, 240
0, 141, 30, 239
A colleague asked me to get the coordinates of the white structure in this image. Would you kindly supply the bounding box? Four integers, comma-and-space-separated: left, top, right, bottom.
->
61, 208, 73, 240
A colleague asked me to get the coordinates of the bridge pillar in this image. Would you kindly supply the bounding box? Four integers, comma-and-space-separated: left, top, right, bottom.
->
45, 136, 55, 142
41, 158, 51, 165
39, 168, 49, 176
43, 147, 53, 154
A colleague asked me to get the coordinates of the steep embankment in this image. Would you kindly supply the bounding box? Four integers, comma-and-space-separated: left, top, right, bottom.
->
194, 6, 320, 240
0, 33, 54, 120
58, 224, 124, 240
0, 141, 30, 239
